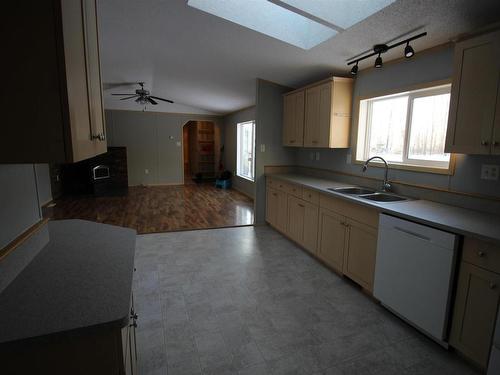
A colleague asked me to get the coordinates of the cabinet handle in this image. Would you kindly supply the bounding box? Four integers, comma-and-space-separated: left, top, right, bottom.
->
490, 283, 497, 290
481, 140, 489, 146
312, 140, 318, 144
290, 140, 295, 143
298, 204, 305, 208
272, 193, 278, 197
493, 141, 498, 147
477, 250, 485, 258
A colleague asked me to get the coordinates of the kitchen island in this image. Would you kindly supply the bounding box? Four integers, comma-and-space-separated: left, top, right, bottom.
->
0, 220, 137, 375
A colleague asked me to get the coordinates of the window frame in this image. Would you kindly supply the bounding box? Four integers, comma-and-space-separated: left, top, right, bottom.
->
236, 120, 256, 182
353, 79, 455, 175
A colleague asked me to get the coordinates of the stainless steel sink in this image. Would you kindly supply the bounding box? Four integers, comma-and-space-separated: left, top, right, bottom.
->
360, 193, 408, 202
329, 187, 376, 195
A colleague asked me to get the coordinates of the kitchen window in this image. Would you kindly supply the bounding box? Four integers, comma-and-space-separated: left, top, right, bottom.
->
355, 83, 452, 172
237, 120, 255, 181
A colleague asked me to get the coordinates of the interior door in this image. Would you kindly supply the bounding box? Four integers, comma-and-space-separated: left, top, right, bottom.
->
317, 208, 346, 273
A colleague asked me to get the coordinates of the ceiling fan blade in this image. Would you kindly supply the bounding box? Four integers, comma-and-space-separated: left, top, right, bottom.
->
112, 93, 136, 96
119, 95, 139, 100
147, 97, 158, 105
150, 96, 174, 104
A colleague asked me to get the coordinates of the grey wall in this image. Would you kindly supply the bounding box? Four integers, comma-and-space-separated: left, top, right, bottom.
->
0, 165, 51, 249
105, 110, 223, 186
223, 106, 256, 198
296, 45, 500, 199
254, 79, 296, 224
34, 164, 52, 206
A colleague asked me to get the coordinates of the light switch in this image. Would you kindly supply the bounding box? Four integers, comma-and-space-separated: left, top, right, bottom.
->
481, 165, 499, 180
260, 144, 266, 152
176, 141, 181, 147
145, 169, 149, 175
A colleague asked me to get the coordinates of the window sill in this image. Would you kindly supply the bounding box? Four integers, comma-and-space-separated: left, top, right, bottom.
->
352, 156, 456, 176
236, 174, 255, 182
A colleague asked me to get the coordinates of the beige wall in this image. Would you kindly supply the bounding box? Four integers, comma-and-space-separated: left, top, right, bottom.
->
105, 110, 223, 186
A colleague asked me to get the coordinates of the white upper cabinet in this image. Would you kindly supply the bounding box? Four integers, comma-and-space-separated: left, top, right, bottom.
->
445, 29, 500, 155
1, 0, 107, 163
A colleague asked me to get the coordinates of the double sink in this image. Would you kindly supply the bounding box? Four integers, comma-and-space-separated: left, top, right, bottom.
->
327, 187, 410, 203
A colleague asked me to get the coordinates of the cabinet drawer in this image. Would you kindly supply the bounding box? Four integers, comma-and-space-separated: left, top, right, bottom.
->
463, 237, 500, 274
320, 194, 379, 228
287, 183, 302, 198
267, 177, 289, 192
302, 188, 319, 204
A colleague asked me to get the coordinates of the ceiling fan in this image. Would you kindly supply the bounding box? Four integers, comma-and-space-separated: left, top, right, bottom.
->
111, 82, 174, 106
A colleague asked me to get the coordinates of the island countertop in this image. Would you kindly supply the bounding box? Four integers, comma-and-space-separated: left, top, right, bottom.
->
0, 220, 136, 345
268, 173, 500, 244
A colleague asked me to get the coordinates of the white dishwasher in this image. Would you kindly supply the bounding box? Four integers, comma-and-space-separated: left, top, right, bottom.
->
374, 214, 459, 346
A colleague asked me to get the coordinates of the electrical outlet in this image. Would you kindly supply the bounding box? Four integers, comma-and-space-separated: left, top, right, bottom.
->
346, 152, 352, 164
260, 144, 266, 152
315, 152, 320, 161
481, 165, 499, 180
176, 141, 181, 147
145, 169, 149, 175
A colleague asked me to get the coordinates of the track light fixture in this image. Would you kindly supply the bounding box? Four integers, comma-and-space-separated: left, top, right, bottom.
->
347, 32, 426, 75
350, 62, 358, 75
404, 42, 415, 58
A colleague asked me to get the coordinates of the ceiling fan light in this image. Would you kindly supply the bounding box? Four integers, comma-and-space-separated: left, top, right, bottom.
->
374, 54, 383, 68
404, 42, 415, 58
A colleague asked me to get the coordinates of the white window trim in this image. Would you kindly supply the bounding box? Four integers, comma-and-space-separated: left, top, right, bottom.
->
355, 82, 454, 174
236, 120, 256, 182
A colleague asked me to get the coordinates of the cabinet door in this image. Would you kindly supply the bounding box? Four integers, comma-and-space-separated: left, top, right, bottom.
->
317, 208, 346, 273
303, 202, 319, 254
283, 91, 305, 147
287, 196, 305, 244
304, 85, 321, 147
276, 190, 288, 233
317, 82, 333, 148
343, 220, 378, 291
82, 0, 107, 156
445, 30, 500, 155
61, 0, 95, 162
283, 94, 295, 146
493, 71, 500, 155
293, 91, 305, 146
450, 262, 500, 368
266, 187, 279, 227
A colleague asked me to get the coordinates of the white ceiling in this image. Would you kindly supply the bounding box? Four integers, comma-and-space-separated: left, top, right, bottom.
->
98, 0, 500, 115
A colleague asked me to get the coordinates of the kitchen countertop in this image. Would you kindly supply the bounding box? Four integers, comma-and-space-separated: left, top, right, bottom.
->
269, 173, 500, 244
0, 220, 136, 345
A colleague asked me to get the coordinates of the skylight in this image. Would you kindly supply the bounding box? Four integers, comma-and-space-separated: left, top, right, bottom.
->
187, 0, 337, 50
279, 0, 397, 29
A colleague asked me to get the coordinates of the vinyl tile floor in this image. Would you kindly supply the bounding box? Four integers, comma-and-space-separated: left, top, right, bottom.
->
133, 225, 480, 375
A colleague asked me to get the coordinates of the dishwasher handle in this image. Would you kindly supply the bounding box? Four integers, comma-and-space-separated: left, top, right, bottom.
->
393, 226, 431, 242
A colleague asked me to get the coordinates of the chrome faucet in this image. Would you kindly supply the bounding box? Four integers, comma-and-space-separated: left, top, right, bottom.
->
362, 156, 391, 192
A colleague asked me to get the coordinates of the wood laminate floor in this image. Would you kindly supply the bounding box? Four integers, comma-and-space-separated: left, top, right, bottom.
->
47, 184, 254, 234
